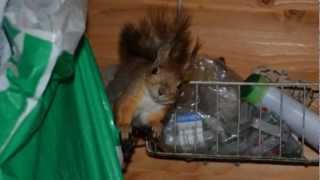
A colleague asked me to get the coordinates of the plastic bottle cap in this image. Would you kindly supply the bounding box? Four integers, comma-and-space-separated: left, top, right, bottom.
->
240, 74, 269, 105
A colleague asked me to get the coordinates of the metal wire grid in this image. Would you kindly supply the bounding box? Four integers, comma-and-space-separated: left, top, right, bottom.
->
146, 81, 319, 165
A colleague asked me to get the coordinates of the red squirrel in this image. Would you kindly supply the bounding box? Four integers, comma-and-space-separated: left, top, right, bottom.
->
107, 7, 200, 137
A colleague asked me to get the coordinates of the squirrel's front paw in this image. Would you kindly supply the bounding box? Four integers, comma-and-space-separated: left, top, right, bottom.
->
151, 124, 162, 138
131, 125, 153, 139
118, 125, 132, 140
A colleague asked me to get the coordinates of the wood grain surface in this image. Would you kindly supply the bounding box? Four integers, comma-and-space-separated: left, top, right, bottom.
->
87, 0, 318, 81
87, 0, 319, 179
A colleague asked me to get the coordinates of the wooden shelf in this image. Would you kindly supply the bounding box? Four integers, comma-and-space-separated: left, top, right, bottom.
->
125, 147, 318, 180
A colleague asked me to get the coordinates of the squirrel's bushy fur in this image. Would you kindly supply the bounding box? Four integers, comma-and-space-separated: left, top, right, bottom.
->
109, 7, 200, 139
119, 7, 192, 66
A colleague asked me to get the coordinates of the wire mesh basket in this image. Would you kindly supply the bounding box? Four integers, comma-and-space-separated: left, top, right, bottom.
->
146, 80, 319, 166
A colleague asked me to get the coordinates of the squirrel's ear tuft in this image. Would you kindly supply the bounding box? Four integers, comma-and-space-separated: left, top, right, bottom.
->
151, 44, 171, 70
191, 38, 201, 59
183, 39, 201, 71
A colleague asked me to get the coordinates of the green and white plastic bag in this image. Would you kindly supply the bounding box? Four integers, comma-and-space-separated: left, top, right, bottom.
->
0, 0, 123, 179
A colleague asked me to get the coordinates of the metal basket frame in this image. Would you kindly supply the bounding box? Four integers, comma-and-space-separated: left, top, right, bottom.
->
146, 81, 319, 166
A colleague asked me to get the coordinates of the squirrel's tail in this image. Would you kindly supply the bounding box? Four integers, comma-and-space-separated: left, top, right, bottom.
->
119, 7, 192, 66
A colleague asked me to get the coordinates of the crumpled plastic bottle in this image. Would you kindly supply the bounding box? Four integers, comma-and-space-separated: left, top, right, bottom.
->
159, 56, 302, 157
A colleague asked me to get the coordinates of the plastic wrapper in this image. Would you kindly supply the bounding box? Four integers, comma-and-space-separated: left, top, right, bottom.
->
0, 0, 123, 179
0, 0, 87, 164
5, 0, 87, 53
160, 56, 302, 157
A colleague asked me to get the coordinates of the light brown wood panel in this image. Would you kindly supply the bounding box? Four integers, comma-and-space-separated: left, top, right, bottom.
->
87, 0, 318, 81
190, 8, 317, 80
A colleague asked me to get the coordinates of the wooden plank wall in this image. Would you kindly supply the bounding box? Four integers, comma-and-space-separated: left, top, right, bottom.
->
87, 0, 318, 81
87, 0, 319, 179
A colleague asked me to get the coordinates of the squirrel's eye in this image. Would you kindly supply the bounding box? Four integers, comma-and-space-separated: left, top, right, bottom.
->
158, 89, 163, 96
177, 81, 184, 89
151, 68, 159, 74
